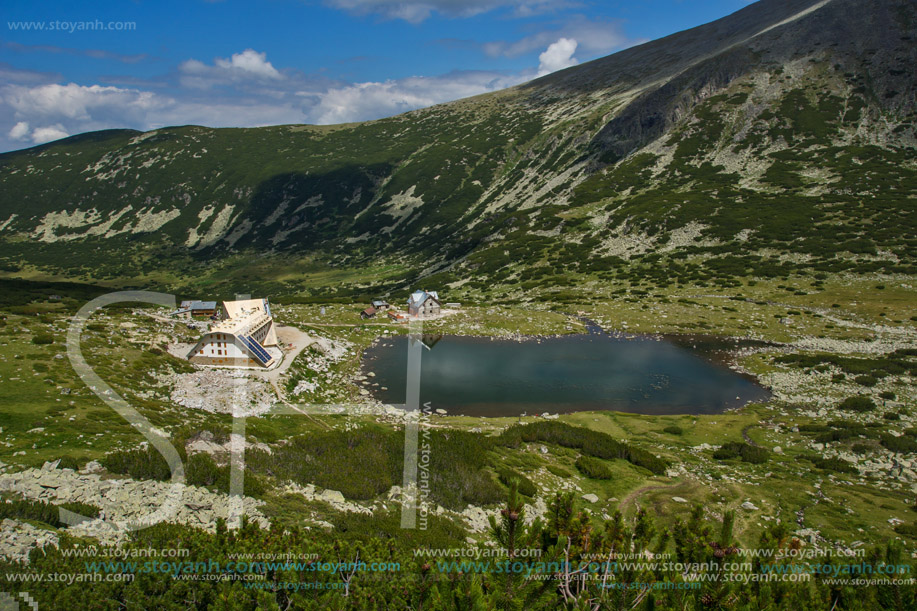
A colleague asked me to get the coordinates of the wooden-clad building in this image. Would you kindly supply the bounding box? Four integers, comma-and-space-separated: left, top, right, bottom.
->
186, 298, 278, 367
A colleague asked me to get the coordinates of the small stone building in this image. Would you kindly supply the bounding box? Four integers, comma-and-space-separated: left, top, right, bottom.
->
407, 290, 441, 317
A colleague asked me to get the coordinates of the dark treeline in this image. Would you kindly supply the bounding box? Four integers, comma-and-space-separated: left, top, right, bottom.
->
2, 486, 914, 610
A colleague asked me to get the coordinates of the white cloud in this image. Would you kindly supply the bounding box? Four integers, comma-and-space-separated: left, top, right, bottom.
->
324, 0, 567, 23
482, 16, 631, 58
31, 124, 69, 144
4, 83, 160, 122
8, 121, 30, 140
537, 37, 578, 76
0, 36, 591, 151
304, 70, 530, 124
0, 77, 324, 152
0, 82, 170, 150
7, 119, 70, 144
215, 49, 281, 79
0, 62, 537, 151
179, 49, 283, 89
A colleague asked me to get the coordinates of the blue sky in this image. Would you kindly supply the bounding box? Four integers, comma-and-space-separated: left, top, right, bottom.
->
1, 0, 755, 152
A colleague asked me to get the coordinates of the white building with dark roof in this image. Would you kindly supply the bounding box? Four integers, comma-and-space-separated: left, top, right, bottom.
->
186, 298, 278, 367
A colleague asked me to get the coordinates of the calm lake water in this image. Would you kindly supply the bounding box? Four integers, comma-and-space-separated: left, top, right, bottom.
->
361, 329, 770, 417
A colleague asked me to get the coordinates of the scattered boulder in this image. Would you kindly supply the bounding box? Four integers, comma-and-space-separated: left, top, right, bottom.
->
319, 489, 346, 504
81, 460, 103, 474
461, 506, 493, 533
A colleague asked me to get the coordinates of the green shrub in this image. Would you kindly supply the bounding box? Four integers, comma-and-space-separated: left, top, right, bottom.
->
102, 446, 174, 481
713, 442, 769, 464
854, 375, 878, 387
247, 426, 500, 509
880, 434, 917, 454
776, 353, 913, 378
811, 457, 857, 474
186, 453, 224, 488
663, 425, 684, 436
838, 396, 876, 412
31, 333, 53, 345
0, 496, 101, 527
894, 523, 917, 538
798, 423, 832, 433
57, 455, 81, 470
248, 427, 400, 501
496, 467, 537, 497
499, 422, 667, 474
575, 456, 614, 479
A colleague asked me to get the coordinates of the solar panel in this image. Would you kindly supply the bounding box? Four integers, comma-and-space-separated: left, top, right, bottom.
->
239, 335, 271, 364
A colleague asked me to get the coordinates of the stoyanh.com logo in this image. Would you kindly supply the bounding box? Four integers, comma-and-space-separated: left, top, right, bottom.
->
7, 20, 136, 33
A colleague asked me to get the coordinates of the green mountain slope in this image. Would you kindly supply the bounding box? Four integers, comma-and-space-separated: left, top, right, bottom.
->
0, 0, 914, 297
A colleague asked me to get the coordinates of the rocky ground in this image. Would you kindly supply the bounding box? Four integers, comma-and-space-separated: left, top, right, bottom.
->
0, 462, 269, 557
290, 336, 352, 398
0, 457, 561, 560
0, 519, 58, 564
165, 369, 277, 416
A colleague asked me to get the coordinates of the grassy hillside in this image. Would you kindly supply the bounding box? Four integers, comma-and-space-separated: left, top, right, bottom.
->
0, 0, 913, 300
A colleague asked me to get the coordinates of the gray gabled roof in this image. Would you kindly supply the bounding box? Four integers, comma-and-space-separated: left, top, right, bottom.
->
408, 290, 440, 306
181, 300, 217, 310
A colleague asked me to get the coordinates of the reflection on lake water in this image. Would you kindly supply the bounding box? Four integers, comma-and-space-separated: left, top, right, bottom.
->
361, 330, 770, 417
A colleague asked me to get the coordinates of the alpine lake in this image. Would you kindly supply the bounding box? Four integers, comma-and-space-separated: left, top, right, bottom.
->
361, 323, 771, 417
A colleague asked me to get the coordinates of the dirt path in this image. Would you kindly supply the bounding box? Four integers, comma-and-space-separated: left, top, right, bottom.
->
742, 424, 762, 448
253, 324, 316, 386
303, 322, 393, 327
257, 325, 332, 429
266, 377, 332, 429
